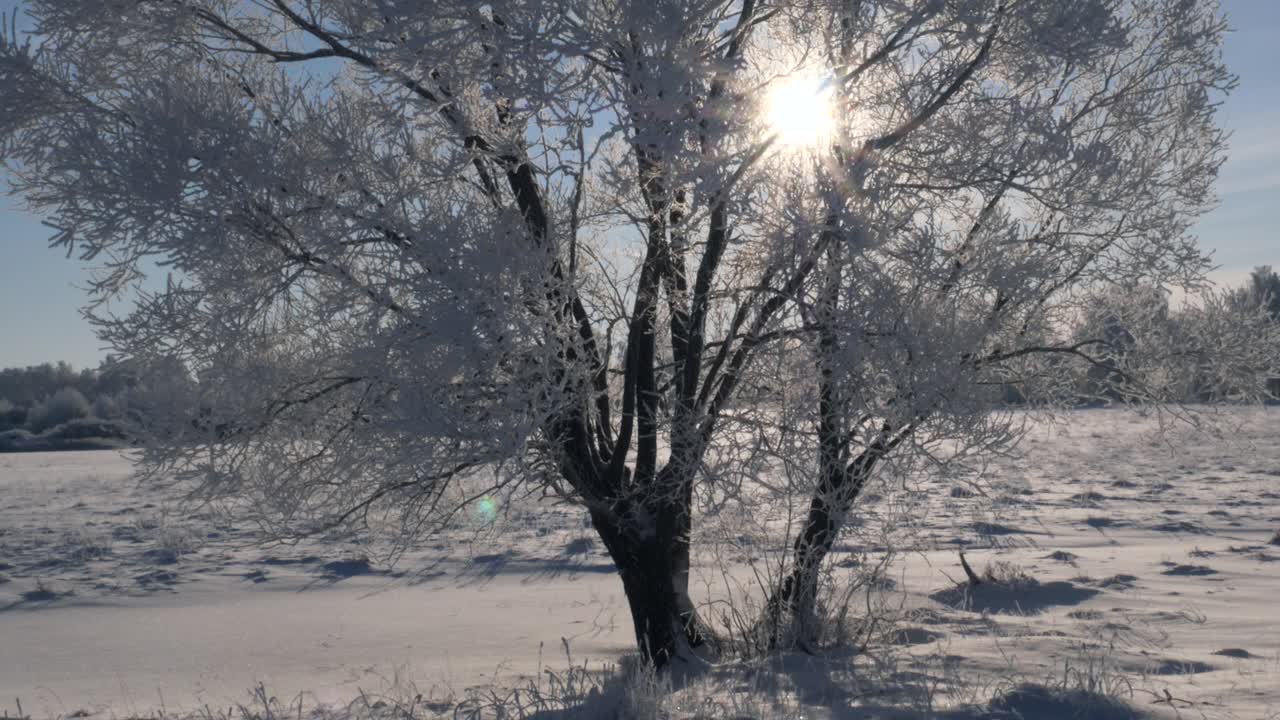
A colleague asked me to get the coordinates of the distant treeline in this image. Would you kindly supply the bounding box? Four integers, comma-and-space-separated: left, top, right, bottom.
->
1229, 265, 1280, 325
2, 268, 1275, 451
1008, 265, 1280, 405
0, 357, 187, 452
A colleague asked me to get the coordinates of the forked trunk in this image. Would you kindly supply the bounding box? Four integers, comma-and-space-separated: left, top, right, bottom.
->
589, 508, 696, 668
671, 538, 707, 647
670, 475, 709, 648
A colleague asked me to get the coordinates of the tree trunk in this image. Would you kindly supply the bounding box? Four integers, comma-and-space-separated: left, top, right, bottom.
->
670, 512, 710, 648
669, 460, 710, 648
767, 466, 877, 646
589, 508, 691, 668
766, 313, 851, 645
766, 482, 846, 646
766, 447, 895, 646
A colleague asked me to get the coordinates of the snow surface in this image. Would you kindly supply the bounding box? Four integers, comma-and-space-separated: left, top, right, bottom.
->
1, 408, 1278, 718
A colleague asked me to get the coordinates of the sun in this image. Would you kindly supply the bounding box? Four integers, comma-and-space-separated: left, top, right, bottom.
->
764, 70, 836, 149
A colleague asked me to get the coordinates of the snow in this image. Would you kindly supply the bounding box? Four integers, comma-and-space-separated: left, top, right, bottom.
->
2, 408, 1278, 718
0, 452, 632, 716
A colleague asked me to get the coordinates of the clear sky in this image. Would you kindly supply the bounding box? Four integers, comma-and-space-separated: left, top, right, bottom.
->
1, 1, 1277, 370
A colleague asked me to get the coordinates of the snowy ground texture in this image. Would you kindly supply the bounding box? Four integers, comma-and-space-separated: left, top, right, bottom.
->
1, 408, 1278, 719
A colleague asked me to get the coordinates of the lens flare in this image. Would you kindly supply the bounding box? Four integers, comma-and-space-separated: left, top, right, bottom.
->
476, 495, 499, 524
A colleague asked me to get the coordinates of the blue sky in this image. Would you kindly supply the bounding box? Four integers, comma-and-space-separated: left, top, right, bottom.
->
1, 1, 1277, 370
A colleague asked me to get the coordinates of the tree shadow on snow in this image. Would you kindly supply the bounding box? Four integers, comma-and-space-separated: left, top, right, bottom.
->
297, 556, 389, 589
450, 546, 618, 587
1, 587, 98, 612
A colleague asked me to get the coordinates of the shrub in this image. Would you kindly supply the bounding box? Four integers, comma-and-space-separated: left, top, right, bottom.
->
43, 417, 129, 442
25, 387, 91, 433
0, 428, 35, 451
92, 393, 125, 420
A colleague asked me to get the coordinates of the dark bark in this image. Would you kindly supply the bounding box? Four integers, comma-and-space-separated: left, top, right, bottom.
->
589, 507, 690, 667
766, 462, 871, 646
765, 247, 849, 644
766, 422, 912, 645
658, 464, 710, 649
767, 313, 878, 644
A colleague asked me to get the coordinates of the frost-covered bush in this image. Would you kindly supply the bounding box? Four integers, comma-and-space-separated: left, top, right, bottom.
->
43, 417, 129, 442
0, 428, 35, 451
25, 386, 91, 433
91, 393, 124, 420
1229, 266, 1280, 321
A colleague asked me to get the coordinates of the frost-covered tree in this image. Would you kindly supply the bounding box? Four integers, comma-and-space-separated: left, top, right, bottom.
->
25, 385, 90, 433
1, 0, 1270, 666
1225, 266, 1280, 399
690, 1, 1274, 642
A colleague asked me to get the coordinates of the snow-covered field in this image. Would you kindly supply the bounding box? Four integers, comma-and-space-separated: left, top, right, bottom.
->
1, 408, 1278, 719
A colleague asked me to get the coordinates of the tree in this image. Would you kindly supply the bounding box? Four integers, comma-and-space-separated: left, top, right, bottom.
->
0, 397, 24, 431
25, 385, 91, 433
1228, 265, 1280, 324
699, 2, 1274, 642
2, 0, 1270, 667
0, 361, 83, 407
1226, 266, 1280, 399
1072, 285, 1173, 403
